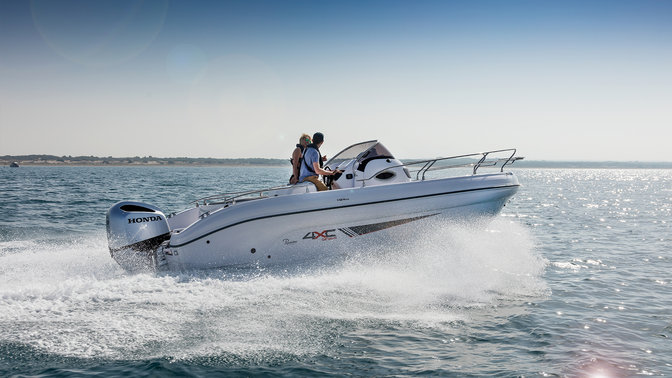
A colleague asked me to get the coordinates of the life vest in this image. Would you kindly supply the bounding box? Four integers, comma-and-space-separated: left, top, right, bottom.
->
302, 144, 323, 175
289, 144, 305, 166
289, 144, 306, 183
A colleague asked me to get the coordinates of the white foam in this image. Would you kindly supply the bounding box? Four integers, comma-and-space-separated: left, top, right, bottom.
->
0, 219, 548, 360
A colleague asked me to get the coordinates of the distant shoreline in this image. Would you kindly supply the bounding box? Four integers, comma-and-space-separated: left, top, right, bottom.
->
1, 155, 290, 168
2, 155, 672, 169
2, 162, 288, 168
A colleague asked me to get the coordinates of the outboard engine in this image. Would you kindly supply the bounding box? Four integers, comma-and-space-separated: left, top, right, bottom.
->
106, 201, 170, 272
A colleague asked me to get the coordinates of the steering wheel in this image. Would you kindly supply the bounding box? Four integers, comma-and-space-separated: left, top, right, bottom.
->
323, 167, 343, 190
323, 166, 334, 189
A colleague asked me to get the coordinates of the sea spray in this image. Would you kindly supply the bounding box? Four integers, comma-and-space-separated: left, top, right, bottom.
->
333, 217, 548, 309
0, 218, 547, 362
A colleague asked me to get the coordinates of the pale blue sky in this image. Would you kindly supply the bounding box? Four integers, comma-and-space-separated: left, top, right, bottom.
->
1, 0, 671, 161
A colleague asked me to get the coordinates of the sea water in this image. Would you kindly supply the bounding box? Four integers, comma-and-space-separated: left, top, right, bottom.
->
0, 166, 670, 376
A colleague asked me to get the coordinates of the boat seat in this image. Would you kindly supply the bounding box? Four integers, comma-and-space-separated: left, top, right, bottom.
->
298, 181, 319, 193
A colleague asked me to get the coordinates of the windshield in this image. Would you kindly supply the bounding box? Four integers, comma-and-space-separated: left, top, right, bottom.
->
326, 140, 396, 167
357, 143, 395, 162
326, 140, 378, 166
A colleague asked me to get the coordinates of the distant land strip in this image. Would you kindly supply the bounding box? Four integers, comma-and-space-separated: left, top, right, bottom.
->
1, 155, 289, 167
2, 155, 672, 169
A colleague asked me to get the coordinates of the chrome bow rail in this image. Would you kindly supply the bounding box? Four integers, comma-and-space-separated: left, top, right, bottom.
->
365, 148, 523, 182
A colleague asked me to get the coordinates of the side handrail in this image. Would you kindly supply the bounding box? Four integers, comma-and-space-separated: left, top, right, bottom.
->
191, 185, 292, 206
362, 148, 523, 182
472, 148, 518, 175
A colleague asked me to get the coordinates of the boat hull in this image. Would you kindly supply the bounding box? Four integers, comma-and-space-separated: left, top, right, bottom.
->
158, 172, 520, 270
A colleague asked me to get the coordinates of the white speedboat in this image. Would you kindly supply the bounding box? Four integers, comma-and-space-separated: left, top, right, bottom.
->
106, 141, 523, 271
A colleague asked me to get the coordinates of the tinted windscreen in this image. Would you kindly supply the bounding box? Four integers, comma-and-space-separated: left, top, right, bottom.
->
357, 143, 394, 162
356, 143, 396, 171
327, 141, 378, 166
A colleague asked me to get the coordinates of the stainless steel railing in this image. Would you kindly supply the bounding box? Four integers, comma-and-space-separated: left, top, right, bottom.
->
363, 148, 523, 182
191, 186, 287, 206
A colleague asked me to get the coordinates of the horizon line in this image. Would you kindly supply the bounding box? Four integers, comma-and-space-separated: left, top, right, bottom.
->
3, 154, 672, 166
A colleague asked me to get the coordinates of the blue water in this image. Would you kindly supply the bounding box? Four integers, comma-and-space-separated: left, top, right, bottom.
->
1, 166, 670, 376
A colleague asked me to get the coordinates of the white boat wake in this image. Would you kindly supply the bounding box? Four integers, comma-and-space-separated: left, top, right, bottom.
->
0, 218, 547, 360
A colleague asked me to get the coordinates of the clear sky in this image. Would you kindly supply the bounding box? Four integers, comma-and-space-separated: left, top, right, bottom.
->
1, 0, 671, 161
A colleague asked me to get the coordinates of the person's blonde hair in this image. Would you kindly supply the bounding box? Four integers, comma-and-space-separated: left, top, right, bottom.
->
299, 133, 311, 143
